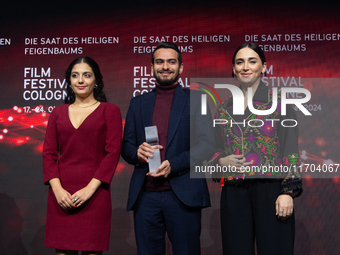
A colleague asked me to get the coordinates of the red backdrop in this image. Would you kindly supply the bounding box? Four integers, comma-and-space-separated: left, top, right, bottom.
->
0, 1, 339, 254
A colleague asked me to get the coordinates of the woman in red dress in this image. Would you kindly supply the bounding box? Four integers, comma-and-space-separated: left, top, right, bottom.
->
43, 56, 122, 255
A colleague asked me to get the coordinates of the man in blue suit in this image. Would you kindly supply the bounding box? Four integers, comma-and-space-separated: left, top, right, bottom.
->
121, 42, 215, 255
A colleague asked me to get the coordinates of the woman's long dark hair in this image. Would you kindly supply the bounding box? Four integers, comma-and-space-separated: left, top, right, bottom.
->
64, 56, 107, 103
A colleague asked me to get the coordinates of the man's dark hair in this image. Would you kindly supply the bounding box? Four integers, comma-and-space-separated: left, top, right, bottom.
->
151, 42, 182, 66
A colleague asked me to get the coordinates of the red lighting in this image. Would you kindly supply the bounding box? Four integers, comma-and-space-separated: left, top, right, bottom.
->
315, 138, 325, 147
122, 119, 126, 132
15, 139, 25, 145
304, 174, 312, 181
333, 176, 339, 183
115, 163, 125, 175
0, 107, 50, 147
36, 143, 44, 152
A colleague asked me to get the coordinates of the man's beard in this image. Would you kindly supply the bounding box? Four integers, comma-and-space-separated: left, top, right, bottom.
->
154, 71, 179, 86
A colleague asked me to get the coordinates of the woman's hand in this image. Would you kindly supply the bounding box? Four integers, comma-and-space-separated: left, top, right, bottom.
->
71, 178, 102, 207
49, 178, 75, 210
54, 188, 75, 210
276, 194, 294, 220
71, 187, 94, 207
219, 154, 252, 172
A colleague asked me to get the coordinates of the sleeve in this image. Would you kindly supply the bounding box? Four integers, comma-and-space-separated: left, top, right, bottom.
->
278, 104, 303, 198
121, 98, 142, 166
42, 108, 60, 184
92, 104, 122, 184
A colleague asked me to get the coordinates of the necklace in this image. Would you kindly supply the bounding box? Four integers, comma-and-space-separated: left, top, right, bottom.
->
73, 100, 99, 108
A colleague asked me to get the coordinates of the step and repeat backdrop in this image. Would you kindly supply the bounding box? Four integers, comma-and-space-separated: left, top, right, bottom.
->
1, 1, 339, 254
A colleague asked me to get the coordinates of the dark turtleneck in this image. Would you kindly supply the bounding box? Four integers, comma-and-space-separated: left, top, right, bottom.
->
144, 82, 178, 191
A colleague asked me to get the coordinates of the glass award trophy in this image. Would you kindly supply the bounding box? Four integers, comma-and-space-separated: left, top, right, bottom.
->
145, 126, 161, 174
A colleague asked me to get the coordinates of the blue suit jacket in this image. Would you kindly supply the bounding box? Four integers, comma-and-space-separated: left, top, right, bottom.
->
122, 85, 215, 211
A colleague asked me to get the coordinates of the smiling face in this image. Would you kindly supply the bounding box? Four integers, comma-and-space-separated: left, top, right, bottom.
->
70, 62, 96, 100
152, 48, 183, 86
233, 47, 267, 87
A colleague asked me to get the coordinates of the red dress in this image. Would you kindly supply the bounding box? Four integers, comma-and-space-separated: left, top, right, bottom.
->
43, 102, 122, 251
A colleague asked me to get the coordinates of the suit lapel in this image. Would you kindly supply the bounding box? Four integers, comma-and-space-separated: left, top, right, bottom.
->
167, 85, 187, 147
142, 89, 157, 128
